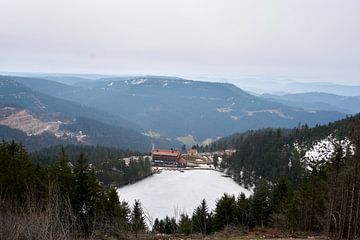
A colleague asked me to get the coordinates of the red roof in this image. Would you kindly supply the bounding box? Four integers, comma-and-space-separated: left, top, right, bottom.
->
152, 149, 180, 157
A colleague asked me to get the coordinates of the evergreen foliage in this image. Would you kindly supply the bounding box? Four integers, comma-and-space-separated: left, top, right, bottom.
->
0, 141, 145, 238
191, 199, 213, 237
31, 144, 152, 187
210, 114, 359, 187
130, 200, 146, 237
153, 116, 360, 239
178, 214, 192, 235
214, 193, 237, 230
0, 140, 37, 202
2, 114, 360, 239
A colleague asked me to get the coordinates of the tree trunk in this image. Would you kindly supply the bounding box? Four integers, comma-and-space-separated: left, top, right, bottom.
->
327, 172, 338, 237
347, 172, 356, 240
354, 186, 360, 238
340, 174, 350, 239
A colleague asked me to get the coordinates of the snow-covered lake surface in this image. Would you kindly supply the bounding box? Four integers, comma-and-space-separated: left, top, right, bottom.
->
117, 170, 251, 224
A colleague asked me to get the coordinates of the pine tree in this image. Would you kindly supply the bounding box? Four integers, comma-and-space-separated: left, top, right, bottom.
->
270, 178, 289, 213
236, 193, 251, 227
250, 181, 271, 227
178, 214, 192, 235
103, 187, 121, 224
213, 154, 219, 169
130, 200, 146, 238
119, 200, 131, 228
181, 144, 187, 153
0, 141, 35, 202
153, 218, 160, 233
214, 193, 237, 229
73, 152, 100, 236
50, 146, 75, 201
192, 199, 210, 237
163, 216, 177, 234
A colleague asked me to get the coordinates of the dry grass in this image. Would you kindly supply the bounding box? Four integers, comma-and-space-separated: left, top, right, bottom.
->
0, 187, 82, 240
0, 190, 328, 240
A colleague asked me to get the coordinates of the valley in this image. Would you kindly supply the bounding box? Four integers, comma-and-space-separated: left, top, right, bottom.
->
1, 73, 360, 240
2, 1, 359, 238
1, 74, 348, 147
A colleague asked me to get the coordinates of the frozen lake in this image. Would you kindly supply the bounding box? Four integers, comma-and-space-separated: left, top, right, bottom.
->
117, 169, 251, 224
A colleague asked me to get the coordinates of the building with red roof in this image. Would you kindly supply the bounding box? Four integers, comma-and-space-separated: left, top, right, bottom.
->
152, 149, 187, 167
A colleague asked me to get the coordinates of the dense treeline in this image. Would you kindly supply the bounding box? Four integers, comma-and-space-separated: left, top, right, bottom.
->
188, 114, 359, 239
211, 114, 358, 152
31, 144, 152, 186
0, 141, 148, 239
209, 114, 360, 187
2, 115, 360, 239
154, 128, 360, 239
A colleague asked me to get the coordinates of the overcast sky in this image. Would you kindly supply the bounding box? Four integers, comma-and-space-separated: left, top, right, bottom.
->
0, 0, 359, 84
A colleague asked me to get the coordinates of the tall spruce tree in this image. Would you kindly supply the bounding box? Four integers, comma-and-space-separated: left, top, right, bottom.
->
178, 214, 192, 235
130, 200, 146, 238
250, 181, 271, 227
50, 146, 75, 201
236, 193, 251, 227
73, 152, 100, 236
192, 199, 211, 237
214, 193, 237, 229
0, 141, 35, 202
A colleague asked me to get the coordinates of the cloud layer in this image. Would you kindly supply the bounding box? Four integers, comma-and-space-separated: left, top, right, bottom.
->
0, 0, 359, 84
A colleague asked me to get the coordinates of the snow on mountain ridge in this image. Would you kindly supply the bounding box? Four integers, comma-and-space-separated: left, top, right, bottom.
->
131, 78, 147, 85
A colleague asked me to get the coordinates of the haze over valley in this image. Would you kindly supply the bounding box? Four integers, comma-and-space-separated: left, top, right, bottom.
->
1, 74, 355, 149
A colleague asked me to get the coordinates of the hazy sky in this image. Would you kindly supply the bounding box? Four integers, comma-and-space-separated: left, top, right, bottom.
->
0, 0, 359, 84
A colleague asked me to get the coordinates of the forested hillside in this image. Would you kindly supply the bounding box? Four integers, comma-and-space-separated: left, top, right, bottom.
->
3, 74, 346, 143
0, 141, 149, 239
0, 76, 138, 130
31, 144, 151, 186
153, 115, 360, 239
0, 78, 180, 152
210, 114, 359, 186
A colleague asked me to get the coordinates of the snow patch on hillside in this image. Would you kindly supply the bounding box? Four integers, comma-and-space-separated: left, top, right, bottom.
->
231, 115, 241, 120
301, 135, 355, 171
217, 107, 232, 113
131, 78, 147, 85
246, 109, 294, 119
75, 131, 87, 142
142, 130, 161, 139
293, 108, 317, 114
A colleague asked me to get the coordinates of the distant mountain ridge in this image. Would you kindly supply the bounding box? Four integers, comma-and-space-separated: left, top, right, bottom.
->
2, 74, 347, 143
0, 75, 140, 130
224, 76, 360, 96
0, 77, 180, 152
262, 92, 360, 114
